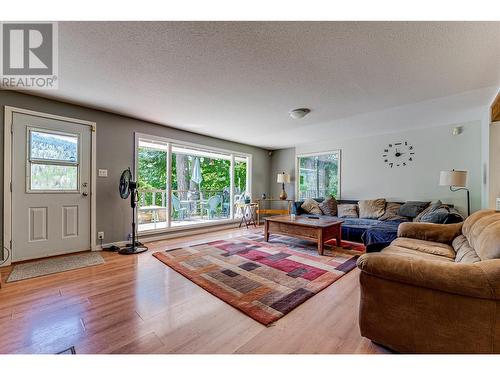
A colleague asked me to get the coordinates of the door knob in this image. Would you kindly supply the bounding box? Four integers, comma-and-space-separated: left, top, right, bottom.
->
82, 182, 89, 197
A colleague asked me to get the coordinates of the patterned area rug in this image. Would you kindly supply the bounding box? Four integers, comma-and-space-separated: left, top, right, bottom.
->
153, 234, 364, 325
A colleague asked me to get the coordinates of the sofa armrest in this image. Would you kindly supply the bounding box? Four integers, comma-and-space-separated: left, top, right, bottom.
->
357, 253, 500, 300
397, 221, 462, 244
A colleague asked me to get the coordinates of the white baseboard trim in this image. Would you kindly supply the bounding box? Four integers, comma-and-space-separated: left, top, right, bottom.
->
96, 222, 241, 250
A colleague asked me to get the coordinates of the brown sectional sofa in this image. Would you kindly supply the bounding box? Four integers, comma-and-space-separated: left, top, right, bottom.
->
357, 209, 500, 353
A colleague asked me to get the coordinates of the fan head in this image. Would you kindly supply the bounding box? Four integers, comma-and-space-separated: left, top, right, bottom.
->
119, 168, 132, 199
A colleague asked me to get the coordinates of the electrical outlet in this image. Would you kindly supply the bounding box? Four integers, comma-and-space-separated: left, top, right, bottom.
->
97, 231, 104, 240
98, 169, 108, 177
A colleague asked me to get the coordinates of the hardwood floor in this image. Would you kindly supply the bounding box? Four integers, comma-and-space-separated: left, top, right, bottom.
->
0, 227, 388, 354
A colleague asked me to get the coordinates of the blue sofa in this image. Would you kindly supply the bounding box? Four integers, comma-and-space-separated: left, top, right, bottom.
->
292, 198, 463, 252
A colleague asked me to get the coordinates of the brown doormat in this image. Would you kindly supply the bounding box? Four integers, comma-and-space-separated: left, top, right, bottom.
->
7, 252, 105, 282
153, 234, 364, 325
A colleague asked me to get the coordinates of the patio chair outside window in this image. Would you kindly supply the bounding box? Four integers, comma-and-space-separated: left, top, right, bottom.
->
204, 195, 222, 219
172, 194, 189, 220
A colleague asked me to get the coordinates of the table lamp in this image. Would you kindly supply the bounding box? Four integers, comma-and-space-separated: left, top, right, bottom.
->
277, 172, 290, 200
439, 170, 469, 216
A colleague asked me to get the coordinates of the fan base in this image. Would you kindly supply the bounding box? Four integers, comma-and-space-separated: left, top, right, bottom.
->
118, 242, 148, 255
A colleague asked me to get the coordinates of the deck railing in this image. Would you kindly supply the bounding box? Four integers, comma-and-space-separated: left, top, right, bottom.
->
139, 189, 229, 208
137, 189, 235, 224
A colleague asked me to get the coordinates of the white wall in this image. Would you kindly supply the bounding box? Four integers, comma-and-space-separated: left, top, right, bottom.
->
293, 121, 482, 215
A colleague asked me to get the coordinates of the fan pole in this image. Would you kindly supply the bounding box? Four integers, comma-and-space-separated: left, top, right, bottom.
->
131, 189, 137, 247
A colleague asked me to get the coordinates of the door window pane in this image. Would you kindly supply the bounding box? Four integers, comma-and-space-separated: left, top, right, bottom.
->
30, 164, 78, 190
30, 130, 78, 162
298, 151, 340, 200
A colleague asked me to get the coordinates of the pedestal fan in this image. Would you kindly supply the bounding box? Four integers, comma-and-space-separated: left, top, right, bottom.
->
118, 168, 148, 255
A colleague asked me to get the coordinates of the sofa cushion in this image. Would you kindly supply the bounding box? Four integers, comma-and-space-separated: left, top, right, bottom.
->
399, 201, 430, 218
381, 245, 454, 263
453, 235, 481, 263
363, 220, 402, 252
340, 218, 378, 226
338, 204, 358, 218
358, 198, 386, 219
398, 221, 463, 244
462, 210, 500, 260
379, 202, 408, 221
301, 198, 322, 215
318, 195, 337, 216
391, 237, 456, 259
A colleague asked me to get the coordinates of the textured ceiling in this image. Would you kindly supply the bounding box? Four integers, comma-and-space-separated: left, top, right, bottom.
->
31, 21, 500, 149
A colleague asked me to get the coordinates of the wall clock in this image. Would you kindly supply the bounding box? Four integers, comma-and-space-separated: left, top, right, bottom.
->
382, 141, 415, 168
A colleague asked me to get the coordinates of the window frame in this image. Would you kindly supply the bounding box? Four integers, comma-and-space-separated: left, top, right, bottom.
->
134, 132, 252, 235
26, 127, 81, 194
295, 149, 342, 200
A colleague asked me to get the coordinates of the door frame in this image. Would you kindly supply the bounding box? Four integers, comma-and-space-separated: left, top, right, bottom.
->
2, 106, 97, 266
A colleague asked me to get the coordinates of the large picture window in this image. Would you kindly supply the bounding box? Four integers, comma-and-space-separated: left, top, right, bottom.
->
297, 150, 340, 200
136, 134, 251, 232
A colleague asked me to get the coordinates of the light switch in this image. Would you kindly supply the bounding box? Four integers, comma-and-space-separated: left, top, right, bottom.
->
98, 169, 108, 177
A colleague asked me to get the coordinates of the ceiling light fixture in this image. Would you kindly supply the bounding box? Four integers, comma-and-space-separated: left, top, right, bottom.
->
289, 108, 311, 120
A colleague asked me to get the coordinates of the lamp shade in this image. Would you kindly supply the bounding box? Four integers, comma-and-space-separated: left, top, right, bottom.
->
439, 170, 467, 187
277, 173, 290, 184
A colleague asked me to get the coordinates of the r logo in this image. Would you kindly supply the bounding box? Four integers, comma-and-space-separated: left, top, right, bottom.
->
2, 23, 54, 75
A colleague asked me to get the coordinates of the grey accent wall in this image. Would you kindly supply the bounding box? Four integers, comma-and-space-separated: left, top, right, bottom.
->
269, 148, 296, 201
271, 121, 483, 215
0, 91, 271, 254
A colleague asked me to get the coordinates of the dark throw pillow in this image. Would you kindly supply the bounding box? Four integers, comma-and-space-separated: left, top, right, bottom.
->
398, 201, 430, 218
419, 206, 451, 224
319, 195, 337, 216
414, 200, 442, 222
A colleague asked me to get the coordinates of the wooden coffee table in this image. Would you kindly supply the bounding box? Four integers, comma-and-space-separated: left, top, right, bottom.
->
264, 215, 343, 255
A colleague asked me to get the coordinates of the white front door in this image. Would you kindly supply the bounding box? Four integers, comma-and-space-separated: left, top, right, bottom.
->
11, 112, 92, 262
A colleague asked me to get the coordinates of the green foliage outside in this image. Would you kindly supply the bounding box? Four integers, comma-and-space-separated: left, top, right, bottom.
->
137, 148, 167, 191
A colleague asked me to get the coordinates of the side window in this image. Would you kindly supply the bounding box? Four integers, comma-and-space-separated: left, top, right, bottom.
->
297, 151, 341, 200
